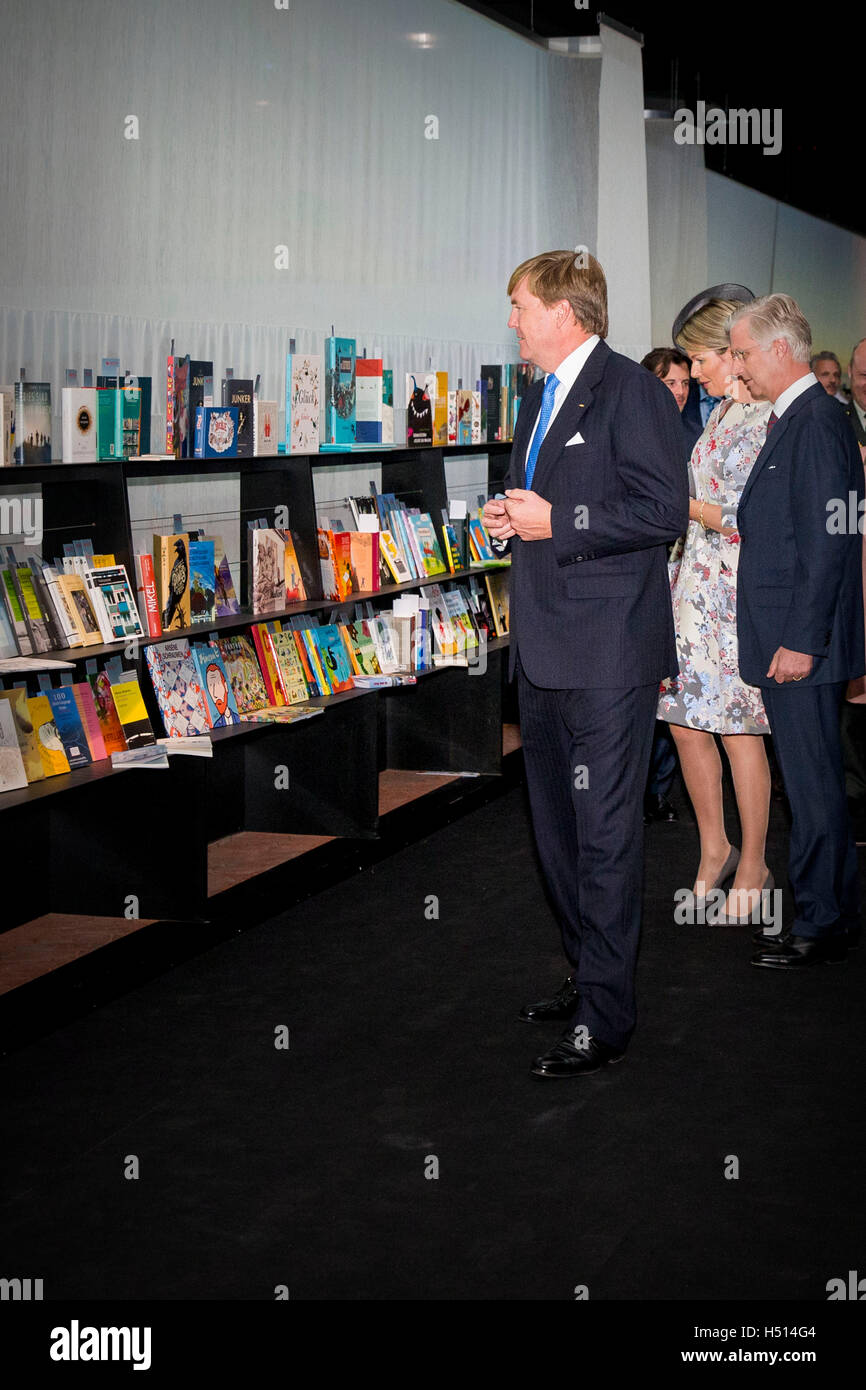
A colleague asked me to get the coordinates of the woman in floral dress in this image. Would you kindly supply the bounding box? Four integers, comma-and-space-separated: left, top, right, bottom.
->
658, 287, 774, 922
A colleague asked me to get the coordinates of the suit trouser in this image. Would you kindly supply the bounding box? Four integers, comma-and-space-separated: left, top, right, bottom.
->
517, 660, 659, 1050
762, 681, 860, 937
647, 721, 677, 799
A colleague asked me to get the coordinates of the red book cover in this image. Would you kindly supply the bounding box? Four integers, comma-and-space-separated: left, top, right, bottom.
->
251, 623, 282, 705
135, 552, 163, 637
331, 531, 355, 600
263, 626, 289, 703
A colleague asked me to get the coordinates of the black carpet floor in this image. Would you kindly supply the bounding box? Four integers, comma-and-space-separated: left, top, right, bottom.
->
2, 781, 865, 1302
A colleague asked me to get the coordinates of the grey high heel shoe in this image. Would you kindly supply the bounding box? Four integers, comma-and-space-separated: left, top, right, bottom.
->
719, 871, 775, 926
693, 846, 740, 913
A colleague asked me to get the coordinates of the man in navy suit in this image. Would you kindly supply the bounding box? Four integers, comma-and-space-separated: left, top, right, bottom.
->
729, 294, 865, 967
482, 250, 688, 1076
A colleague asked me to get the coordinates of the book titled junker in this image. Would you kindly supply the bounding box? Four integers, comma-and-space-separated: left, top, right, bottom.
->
221, 378, 254, 457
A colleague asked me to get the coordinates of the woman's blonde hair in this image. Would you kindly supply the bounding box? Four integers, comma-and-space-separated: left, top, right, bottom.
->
675, 299, 743, 356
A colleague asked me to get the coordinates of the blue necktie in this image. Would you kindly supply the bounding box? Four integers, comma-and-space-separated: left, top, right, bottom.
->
524, 373, 559, 489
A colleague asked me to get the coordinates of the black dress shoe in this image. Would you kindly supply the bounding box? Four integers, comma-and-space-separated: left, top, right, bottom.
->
752, 924, 860, 950
643, 792, 679, 824
520, 975, 579, 1024
531, 1028, 625, 1078
750, 933, 848, 969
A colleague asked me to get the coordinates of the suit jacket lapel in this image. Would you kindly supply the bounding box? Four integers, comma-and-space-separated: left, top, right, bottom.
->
531, 340, 609, 494
739, 383, 823, 512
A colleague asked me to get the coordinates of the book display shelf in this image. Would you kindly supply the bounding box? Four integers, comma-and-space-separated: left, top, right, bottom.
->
0, 441, 521, 1039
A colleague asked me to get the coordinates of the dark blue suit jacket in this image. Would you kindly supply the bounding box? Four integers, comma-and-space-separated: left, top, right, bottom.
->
736, 381, 865, 687
504, 339, 689, 688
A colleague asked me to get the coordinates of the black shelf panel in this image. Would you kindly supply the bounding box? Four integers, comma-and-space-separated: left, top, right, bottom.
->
2, 441, 511, 484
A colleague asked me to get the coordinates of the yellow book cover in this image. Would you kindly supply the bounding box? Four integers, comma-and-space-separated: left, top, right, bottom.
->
485, 571, 510, 636
426, 371, 448, 446
282, 534, 306, 602
340, 625, 361, 676
91, 554, 117, 568
55, 573, 103, 647
270, 629, 309, 704
27, 693, 71, 777
0, 687, 45, 782
153, 533, 191, 631
110, 678, 156, 749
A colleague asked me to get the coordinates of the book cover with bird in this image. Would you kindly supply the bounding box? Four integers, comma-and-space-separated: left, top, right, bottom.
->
153, 533, 191, 632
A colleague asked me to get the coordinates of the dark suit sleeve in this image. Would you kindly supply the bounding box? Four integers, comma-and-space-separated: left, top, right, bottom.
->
549, 370, 689, 565
782, 412, 860, 655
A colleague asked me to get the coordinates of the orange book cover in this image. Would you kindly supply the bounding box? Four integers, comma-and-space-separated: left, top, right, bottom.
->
348, 532, 379, 593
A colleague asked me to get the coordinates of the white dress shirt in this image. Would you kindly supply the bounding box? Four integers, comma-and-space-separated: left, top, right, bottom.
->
523, 335, 600, 468
773, 371, 817, 419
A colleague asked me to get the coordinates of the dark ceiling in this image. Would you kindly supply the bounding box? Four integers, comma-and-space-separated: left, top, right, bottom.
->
458, 2, 864, 238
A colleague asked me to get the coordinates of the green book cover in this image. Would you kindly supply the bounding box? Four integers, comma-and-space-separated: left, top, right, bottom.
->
96, 389, 123, 459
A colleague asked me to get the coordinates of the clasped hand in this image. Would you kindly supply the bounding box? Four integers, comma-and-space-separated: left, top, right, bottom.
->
482, 489, 553, 542
767, 647, 813, 683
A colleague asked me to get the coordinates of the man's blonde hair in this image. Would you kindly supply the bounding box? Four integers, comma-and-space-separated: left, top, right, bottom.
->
508, 249, 609, 339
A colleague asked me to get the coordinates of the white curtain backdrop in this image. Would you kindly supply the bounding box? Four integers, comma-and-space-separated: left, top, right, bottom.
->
706, 171, 866, 365
0, 0, 600, 447
645, 120, 708, 350
596, 23, 651, 360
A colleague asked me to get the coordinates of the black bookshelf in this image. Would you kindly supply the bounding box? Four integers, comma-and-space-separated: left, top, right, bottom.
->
0, 441, 518, 941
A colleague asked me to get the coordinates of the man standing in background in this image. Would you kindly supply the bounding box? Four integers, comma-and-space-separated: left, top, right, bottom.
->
730, 296, 864, 967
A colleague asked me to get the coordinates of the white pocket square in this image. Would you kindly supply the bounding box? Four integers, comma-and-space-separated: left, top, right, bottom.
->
565, 432, 585, 446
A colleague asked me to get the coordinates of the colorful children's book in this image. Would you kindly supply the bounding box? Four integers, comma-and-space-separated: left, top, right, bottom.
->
71, 681, 108, 761
217, 633, 270, 718
268, 629, 310, 705
312, 625, 355, 693
191, 641, 242, 727
46, 685, 92, 768
323, 337, 356, 448
188, 540, 216, 623
145, 639, 211, 738
0, 695, 29, 791
0, 686, 44, 781
87, 668, 128, 754
27, 693, 72, 776
405, 374, 433, 447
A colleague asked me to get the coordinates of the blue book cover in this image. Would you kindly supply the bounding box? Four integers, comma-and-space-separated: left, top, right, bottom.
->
194, 406, 239, 458
192, 641, 241, 727
312, 624, 354, 692
323, 337, 356, 448
46, 686, 92, 769
188, 540, 216, 623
